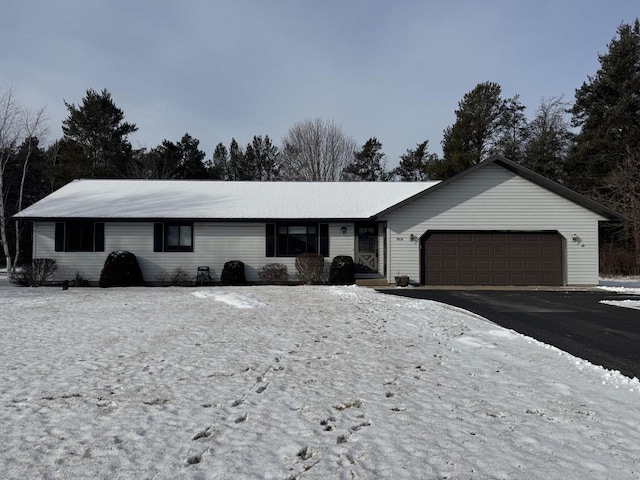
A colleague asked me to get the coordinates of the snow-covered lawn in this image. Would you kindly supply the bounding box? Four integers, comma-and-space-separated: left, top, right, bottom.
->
1, 281, 639, 479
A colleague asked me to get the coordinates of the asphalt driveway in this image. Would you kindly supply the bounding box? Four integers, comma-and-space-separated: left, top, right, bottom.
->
378, 289, 640, 379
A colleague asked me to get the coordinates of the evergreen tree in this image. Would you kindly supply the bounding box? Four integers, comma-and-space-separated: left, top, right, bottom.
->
439, 82, 522, 179
569, 20, 640, 191
60, 88, 137, 178
174, 133, 207, 179
245, 135, 279, 180
568, 19, 640, 271
342, 137, 387, 181
392, 140, 437, 181
210, 142, 229, 179
227, 138, 246, 180
131, 141, 180, 179
10, 137, 49, 264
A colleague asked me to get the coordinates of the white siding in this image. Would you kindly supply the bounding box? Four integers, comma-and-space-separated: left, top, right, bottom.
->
377, 224, 386, 275
34, 222, 110, 281
381, 164, 607, 286
330, 223, 355, 258
34, 221, 356, 283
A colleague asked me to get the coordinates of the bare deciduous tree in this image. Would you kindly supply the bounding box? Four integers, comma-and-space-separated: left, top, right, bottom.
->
13, 107, 47, 267
0, 85, 47, 272
0, 86, 22, 272
279, 118, 357, 181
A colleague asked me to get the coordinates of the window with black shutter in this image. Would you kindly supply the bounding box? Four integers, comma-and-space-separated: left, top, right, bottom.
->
55, 221, 104, 252
266, 222, 330, 257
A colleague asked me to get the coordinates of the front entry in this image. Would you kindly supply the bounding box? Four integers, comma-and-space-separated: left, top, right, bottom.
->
355, 223, 378, 273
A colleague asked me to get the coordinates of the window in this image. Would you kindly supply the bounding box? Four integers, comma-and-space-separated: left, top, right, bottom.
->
154, 222, 193, 252
266, 223, 329, 257
55, 222, 105, 252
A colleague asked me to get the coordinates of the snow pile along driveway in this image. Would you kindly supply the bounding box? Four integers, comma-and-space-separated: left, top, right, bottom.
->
0, 284, 639, 479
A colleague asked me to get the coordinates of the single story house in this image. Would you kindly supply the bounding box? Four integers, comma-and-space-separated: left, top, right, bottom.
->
14, 156, 619, 286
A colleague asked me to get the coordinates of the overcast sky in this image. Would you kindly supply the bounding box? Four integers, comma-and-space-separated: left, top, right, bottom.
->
2, 0, 638, 168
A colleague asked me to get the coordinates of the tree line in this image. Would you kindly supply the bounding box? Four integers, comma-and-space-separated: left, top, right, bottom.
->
1, 20, 639, 272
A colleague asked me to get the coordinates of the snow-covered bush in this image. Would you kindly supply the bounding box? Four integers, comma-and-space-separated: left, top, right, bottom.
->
295, 253, 325, 284
329, 255, 355, 285
258, 263, 288, 284
221, 260, 246, 285
12, 258, 58, 287
99, 251, 144, 288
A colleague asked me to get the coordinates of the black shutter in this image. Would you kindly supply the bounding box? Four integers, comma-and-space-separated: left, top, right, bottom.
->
153, 223, 164, 252
266, 223, 275, 257
319, 223, 329, 257
94, 223, 105, 252
55, 222, 65, 252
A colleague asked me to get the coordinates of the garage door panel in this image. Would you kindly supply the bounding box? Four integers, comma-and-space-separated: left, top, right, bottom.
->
493, 260, 507, 270
443, 260, 457, 270
460, 273, 475, 283
509, 260, 523, 269
493, 246, 507, 256
508, 246, 524, 255
460, 260, 474, 269
459, 246, 473, 256
493, 274, 507, 284
477, 260, 490, 270
424, 232, 563, 286
443, 246, 458, 256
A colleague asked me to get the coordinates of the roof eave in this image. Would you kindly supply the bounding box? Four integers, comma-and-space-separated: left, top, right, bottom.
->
373, 155, 622, 221
14, 216, 375, 223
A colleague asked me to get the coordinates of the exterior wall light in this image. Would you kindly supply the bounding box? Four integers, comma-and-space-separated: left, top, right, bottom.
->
410, 234, 417, 241
341, 226, 347, 234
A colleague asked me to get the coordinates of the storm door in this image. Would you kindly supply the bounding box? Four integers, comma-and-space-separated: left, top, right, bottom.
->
355, 223, 378, 273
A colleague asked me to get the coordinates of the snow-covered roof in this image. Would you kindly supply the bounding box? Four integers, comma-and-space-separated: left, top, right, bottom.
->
14, 179, 439, 220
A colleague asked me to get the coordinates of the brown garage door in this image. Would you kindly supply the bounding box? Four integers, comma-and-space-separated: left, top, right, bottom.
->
423, 231, 563, 286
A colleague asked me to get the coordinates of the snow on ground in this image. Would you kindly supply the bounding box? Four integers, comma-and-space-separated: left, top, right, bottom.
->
599, 277, 640, 295
598, 277, 640, 309
1, 279, 640, 480
600, 299, 640, 310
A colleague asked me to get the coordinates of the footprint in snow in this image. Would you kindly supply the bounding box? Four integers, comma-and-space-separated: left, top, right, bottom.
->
320, 416, 337, 431
256, 382, 269, 394
186, 451, 204, 465
235, 413, 248, 423
351, 420, 371, 431
192, 427, 213, 440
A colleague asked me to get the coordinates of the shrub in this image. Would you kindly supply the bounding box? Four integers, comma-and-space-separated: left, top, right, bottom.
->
159, 267, 193, 286
600, 243, 639, 276
221, 260, 246, 285
99, 251, 144, 287
258, 263, 288, 284
70, 271, 89, 287
12, 258, 58, 287
329, 256, 355, 285
295, 253, 325, 284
